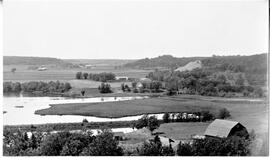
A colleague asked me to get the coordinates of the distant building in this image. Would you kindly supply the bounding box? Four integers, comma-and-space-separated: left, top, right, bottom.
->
37, 65, 47, 71
85, 64, 95, 69
204, 119, 249, 139
135, 78, 152, 91
115, 76, 129, 81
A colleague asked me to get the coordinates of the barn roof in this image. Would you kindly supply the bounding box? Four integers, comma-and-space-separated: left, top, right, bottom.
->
204, 119, 240, 138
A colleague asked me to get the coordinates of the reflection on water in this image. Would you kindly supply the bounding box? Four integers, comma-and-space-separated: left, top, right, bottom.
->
3, 96, 162, 125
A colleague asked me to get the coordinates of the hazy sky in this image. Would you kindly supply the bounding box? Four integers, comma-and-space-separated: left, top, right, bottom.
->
3, 0, 268, 59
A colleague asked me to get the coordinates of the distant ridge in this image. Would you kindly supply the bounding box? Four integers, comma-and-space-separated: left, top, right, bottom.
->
3, 56, 65, 65
124, 55, 205, 69
3, 56, 78, 69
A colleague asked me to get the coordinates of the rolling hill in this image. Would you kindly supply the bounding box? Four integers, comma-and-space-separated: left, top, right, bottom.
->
124, 55, 206, 69
4, 56, 67, 65
125, 53, 268, 86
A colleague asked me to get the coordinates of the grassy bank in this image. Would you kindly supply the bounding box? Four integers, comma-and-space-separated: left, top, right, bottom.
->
35, 96, 224, 118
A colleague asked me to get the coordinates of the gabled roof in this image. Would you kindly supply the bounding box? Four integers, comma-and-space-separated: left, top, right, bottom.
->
204, 119, 240, 138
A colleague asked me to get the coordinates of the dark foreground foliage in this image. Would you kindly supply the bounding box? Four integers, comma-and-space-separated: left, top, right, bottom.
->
3, 126, 253, 156
178, 136, 252, 156
3, 129, 122, 156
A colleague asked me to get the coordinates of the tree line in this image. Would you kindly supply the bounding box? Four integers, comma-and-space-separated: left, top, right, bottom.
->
3, 81, 72, 93
76, 72, 116, 82
146, 68, 264, 97
3, 128, 252, 156
3, 128, 123, 156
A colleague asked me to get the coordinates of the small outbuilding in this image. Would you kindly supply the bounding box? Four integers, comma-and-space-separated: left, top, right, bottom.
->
115, 76, 129, 81
204, 119, 249, 139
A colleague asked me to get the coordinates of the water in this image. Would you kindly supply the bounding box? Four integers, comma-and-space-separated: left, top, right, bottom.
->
26, 127, 137, 138
3, 96, 164, 125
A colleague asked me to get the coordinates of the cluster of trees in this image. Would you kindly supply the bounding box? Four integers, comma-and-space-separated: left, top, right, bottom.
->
3, 81, 72, 93
76, 72, 116, 82
98, 82, 112, 93
162, 109, 230, 123
147, 68, 263, 97
3, 129, 123, 156
137, 135, 175, 156
131, 81, 163, 93
134, 115, 160, 133
121, 83, 131, 92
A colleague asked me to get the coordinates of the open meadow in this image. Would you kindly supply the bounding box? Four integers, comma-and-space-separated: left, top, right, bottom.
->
3, 65, 152, 81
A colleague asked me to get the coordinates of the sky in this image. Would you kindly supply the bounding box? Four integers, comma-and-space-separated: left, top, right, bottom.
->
3, 0, 269, 59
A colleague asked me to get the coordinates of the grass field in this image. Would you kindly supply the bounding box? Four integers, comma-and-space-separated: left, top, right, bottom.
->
3, 65, 152, 81
35, 96, 223, 118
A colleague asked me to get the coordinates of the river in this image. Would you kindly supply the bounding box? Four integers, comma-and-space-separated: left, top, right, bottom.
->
3, 96, 163, 125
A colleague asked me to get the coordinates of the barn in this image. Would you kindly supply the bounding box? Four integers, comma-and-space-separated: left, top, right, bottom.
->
204, 119, 249, 139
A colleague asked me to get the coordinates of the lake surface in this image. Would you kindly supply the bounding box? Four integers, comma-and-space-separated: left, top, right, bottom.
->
3, 96, 163, 125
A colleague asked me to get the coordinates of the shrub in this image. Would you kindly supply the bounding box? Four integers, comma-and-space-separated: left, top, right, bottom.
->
82, 119, 88, 123
82, 73, 88, 79
218, 108, 231, 119
11, 68, 16, 73
177, 141, 193, 156
201, 111, 214, 121
138, 136, 162, 156
76, 72, 82, 79
98, 83, 112, 93
147, 116, 160, 133
162, 112, 170, 123
162, 144, 175, 156
135, 115, 149, 129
